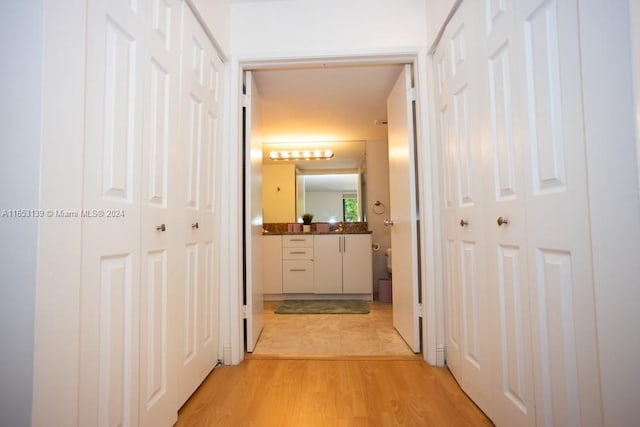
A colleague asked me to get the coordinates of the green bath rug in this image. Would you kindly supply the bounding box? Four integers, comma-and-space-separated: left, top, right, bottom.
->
274, 300, 370, 314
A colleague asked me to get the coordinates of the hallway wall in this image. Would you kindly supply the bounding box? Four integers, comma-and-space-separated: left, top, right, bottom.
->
191, 0, 231, 55
230, 0, 427, 56
0, 2, 44, 425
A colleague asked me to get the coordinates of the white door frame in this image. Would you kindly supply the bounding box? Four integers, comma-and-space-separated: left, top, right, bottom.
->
222, 48, 445, 366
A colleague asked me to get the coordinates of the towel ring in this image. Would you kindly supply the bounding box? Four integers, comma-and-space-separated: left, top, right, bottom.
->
372, 201, 386, 215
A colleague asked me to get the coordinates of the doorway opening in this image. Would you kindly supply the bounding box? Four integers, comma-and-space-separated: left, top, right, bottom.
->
242, 56, 425, 359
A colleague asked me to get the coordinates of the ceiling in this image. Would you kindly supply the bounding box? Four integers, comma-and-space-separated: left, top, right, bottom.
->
254, 63, 404, 170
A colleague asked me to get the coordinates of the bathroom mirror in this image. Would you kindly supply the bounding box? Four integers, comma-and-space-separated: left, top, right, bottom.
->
297, 171, 364, 222
262, 141, 367, 223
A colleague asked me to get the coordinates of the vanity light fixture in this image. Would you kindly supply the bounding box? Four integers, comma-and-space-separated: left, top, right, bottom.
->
269, 149, 334, 161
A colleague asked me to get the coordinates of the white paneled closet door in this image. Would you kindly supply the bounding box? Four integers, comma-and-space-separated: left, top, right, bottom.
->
517, 0, 602, 424
80, 0, 224, 424
436, 1, 491, 412
480, 0, 536, 425
436, 0, 604, 425
139, 0, 181, 425
176, 1, 223, 406
79, 0, 145, 425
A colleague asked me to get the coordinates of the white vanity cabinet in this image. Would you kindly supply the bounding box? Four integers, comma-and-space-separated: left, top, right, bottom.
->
282, 235, 314, 293
313, 235, 344, 293
262, 235, 282, 294
265, 233, 372, 296
314, 234, 372, 295
341, 234, 373, 294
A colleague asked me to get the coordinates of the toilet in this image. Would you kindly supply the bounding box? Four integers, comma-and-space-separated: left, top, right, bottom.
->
379, 248, 393, 303
386, 248, 392, 274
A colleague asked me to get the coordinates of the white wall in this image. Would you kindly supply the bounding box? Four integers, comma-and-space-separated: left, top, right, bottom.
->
305, 191, 343, 222
31, 1, 86, 425
190, 0, 231, 55
365, 140, 391, 293
425, 0, 458, 50
631, 0, 640, 201
230, 0, 427, 56
263, 163, 297, 222
0, 2, 43, 425
579, 2, 640, 424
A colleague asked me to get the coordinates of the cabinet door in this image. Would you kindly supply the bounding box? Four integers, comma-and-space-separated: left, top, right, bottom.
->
342, 235, 372, 294
313, 235, 343, 294
283, 260, 314, 293
263, 236, 282, 294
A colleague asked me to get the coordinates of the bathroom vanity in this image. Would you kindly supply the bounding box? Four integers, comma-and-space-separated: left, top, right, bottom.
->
262, 225, 372, 300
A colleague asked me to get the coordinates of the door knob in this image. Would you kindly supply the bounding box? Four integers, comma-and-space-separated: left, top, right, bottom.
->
383, 219, 394, 227
156, 223, 166, 232
192, 222, 199, 230
459, 219, 468, 227
497, 216, 509, 226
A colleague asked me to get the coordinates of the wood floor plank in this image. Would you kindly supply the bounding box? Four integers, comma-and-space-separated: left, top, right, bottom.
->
177, 359, 493, 426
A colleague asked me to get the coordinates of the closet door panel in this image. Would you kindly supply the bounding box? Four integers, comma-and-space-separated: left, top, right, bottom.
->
481, 0, 537, 424
446, 1, 491, 410
518, 0, 602, 425
176, 1, 222, 406
460, 241, 480, 367
201, 241, 217, 350
139, 0, 181, 424
80, 0, 145, 425
444, 237, 461, 371
182, 243, 199, 365
481, 3, 536, 426
522, 2, 566, 195
488, 45, 517, 201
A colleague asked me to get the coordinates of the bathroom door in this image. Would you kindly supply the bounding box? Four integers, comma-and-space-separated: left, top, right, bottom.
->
244, 71, 264, 352
386, 64, 420, 352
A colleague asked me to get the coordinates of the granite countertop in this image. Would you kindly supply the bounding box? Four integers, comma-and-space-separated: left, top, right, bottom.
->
262, 230, 372, 235
262, 221, 371, 235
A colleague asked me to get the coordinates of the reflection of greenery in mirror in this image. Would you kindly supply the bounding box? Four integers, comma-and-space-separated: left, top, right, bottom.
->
343, 195, 358, 222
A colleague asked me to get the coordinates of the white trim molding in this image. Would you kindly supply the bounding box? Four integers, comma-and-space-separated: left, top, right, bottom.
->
227, 48, 445, 366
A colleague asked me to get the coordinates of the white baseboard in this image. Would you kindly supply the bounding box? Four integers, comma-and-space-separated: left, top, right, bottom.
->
436, 345, 446, 367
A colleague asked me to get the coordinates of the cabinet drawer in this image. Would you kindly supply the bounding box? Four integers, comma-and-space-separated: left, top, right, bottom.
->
283, 247, 314, 260
283, 235, 313, 247
283, 260, 314, 293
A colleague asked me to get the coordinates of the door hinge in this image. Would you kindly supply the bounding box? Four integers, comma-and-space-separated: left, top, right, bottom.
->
241, 94, 249, 108
408, 87, 417, 101
242, 305, 248, 319
417, 302, 423, 317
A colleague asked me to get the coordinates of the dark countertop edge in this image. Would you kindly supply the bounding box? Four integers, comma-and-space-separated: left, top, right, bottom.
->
262, 231, 372, 235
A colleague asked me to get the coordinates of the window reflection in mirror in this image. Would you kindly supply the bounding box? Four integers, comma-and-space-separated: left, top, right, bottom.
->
298, 172, 364, 222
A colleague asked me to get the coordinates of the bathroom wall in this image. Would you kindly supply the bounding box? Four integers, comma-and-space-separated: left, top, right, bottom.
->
365, 140, 391, 293
262, 163, 296, 222
305, 191, 343, 222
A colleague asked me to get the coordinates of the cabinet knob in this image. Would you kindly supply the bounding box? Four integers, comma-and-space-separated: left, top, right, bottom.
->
156, 223, 166, 232
460, 219, 468, 227
497, 216, 509, 226
383, 219, 394, 227
192, 222, 199, 230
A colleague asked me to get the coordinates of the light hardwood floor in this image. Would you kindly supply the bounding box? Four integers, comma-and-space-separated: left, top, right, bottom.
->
177, 301, 492, 426
176, 358, 492, 426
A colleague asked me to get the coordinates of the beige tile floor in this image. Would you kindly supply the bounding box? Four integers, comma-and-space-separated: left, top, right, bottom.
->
251, 300, 416, 356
